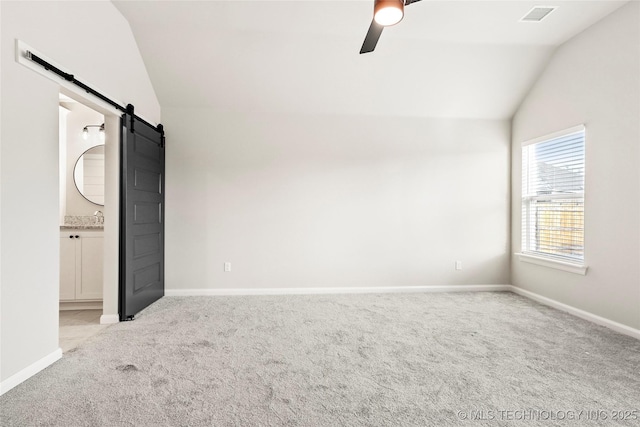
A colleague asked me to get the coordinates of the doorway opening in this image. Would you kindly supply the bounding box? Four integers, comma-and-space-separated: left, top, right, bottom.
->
58, 92, 118, 352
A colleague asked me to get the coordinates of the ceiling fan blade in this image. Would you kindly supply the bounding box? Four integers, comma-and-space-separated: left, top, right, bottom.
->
405, 0, 422, 5
360, 20, 384, 54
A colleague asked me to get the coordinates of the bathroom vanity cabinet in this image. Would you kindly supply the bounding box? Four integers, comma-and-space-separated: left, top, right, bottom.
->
60, 230, 104, 301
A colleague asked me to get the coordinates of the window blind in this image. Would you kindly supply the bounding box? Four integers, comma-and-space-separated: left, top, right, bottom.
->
522, 127, 585, 263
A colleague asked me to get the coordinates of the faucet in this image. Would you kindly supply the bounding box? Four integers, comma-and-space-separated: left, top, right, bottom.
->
93, 210, 104, 225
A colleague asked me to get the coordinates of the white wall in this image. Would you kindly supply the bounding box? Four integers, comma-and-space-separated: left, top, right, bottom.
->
165, 109, 511, 291
62, 103, 104, 218
511, 2, 640, 330
0, 1, 159, 387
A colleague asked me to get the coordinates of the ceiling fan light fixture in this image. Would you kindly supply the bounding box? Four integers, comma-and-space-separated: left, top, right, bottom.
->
374, 0, 404, 26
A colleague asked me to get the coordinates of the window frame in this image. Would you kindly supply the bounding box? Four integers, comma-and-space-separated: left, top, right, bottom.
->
516, 125, 588, 275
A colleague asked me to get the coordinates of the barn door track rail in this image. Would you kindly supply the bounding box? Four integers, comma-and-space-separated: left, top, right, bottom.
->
25, 50, 164, 143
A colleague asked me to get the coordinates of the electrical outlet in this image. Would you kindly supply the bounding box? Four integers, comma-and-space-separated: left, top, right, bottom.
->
455, 261, 462, 271
224, 262, 231, 272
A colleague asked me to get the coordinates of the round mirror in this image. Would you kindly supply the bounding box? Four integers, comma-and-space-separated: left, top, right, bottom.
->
73, 145, 105, 206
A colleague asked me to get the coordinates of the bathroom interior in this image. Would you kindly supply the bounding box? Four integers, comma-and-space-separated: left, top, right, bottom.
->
58, 94, 109, 352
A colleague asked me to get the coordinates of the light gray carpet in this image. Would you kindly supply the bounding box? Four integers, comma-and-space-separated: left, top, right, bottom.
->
1, 292, 639, 426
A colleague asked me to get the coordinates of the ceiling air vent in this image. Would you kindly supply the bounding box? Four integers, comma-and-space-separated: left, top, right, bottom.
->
520, 6, 557, 22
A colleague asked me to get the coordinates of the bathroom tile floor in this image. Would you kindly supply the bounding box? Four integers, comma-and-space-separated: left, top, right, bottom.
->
59, 310, 110, 353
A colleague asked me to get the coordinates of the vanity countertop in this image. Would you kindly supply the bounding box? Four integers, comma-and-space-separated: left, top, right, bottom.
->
60, 225, 104, 230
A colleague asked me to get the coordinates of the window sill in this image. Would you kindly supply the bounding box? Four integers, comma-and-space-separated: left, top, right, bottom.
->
515, 253, 588, 275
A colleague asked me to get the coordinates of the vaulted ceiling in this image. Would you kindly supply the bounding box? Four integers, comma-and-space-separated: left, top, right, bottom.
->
114, 0, 628, 119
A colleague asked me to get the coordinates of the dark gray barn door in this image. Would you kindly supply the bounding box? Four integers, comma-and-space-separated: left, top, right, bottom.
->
120, 108, 165, 321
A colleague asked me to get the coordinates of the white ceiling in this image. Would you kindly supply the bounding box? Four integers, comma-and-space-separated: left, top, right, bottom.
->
113, 0, 628, 119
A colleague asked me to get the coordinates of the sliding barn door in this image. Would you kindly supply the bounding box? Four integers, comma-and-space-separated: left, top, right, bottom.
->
120, 109, 165, 321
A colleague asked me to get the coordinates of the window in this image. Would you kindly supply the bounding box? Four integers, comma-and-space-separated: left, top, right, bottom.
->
521, 125, 585, 267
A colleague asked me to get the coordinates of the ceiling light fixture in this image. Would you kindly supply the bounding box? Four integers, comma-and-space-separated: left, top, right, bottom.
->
374, 0, 404, 26
82, 123, 105, 141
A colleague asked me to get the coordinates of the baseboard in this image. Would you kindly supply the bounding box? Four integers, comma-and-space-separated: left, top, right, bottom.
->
100, 314, 120, 324
166, 284, 512, 297
509, 286, 640, 340
0, 348, 62, 396
60, 300, 102, 311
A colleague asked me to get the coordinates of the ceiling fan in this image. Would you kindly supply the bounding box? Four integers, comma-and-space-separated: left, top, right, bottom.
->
360, 0, 422, 54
